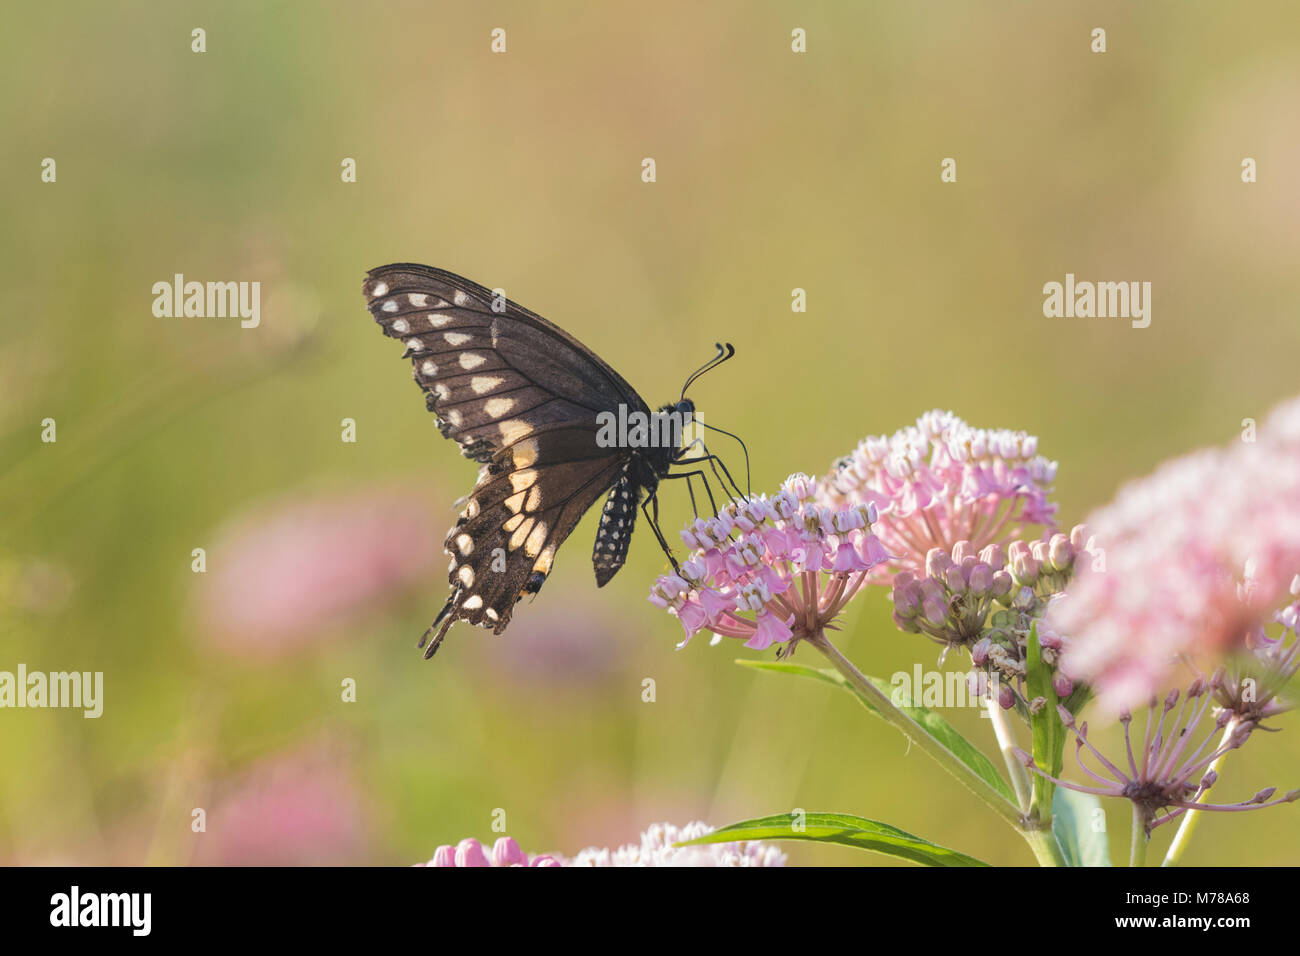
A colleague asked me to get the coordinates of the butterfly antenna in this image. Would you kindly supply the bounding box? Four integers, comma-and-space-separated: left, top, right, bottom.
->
680, 342, 735, 401
700, 420, 751, 496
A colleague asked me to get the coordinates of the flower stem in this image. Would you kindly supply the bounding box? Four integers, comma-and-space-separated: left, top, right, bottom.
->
987, 698, 1032, 812
807, 629, 1065, 865
1160, 716, 1239, 867
1130, 804, 1148, 867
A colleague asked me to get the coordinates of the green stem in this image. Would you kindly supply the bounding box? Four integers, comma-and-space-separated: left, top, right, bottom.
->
1130, 804, 1148, 867
807, 630, 1065, 865
1161, 717, 1239, 867
1024, 826, 1069, 868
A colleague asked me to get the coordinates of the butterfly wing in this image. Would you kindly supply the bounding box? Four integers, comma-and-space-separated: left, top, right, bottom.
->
362, 264, 650, 656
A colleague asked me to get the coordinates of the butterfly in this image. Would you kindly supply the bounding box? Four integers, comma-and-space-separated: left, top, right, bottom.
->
362, 264, 742, 658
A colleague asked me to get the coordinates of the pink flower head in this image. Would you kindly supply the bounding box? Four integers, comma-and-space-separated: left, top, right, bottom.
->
891, 541, 1014, 651
819, 410, 1058, 575
649, 475, 891, 654
417, 823, 786, 867
1054, 395, 1300, 711
567, 821, 786, 867
416, 836, 557, 867
1017, 677, 1299, 835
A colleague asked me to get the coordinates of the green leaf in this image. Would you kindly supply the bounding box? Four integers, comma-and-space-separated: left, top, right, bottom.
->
737, 658, 1016, 804
678, 812, 990, 867
1052, 788, 1113, 867
1025, 621, 1065, 821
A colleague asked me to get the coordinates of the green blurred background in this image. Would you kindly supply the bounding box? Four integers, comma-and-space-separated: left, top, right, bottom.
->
2, 1, 1298, 865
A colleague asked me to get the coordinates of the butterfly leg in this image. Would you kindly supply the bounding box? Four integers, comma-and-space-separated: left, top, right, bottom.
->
641, 494, 681, 573
674, 452, 746, 502
418, 593, 458, 660
662, 468, 718, 517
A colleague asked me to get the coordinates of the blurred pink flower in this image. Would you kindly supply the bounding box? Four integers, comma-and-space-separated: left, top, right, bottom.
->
649, 475, 889, 654
1054, 395, 1300, 711
196, 746, 371, 865
417, 822, 785, 867
197, 484, 436, 657
819, 410, 1058, 574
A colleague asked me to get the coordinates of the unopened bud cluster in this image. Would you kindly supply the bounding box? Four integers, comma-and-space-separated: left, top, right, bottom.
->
891, 525, 1098, 709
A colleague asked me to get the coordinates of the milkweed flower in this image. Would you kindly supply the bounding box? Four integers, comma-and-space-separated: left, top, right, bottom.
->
415, 836, 560, 867
891, 528, 1098, 709
1053, 394, 1300, 711
416, 823, 786, 867
1017, 677, 1300, 835
566, 821, 786, 867
648, 475, 891, 654
818, 410, 1058, 575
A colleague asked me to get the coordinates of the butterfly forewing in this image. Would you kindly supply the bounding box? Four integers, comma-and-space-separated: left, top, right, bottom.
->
363, 264, 650, 656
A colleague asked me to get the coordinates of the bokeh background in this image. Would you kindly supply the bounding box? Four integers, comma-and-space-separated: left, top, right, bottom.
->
2, 1, 1299, 865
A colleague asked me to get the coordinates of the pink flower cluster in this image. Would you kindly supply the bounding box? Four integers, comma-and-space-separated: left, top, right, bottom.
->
1054, 395, 1300, 711
416, 836, 561, 867
818, 410, 1058, 574
648, 475, 890, 651
417, 822, 786, 867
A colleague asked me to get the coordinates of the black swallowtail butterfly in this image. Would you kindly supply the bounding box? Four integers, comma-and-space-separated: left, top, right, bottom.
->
362, 264, 740, 658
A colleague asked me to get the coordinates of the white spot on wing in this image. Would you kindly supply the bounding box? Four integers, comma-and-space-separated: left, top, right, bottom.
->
471, 376, 504, 395
524, 521, 547, 557
371, 282, 389, 297
513, 439, 539, 468
409, 293, 428, 307
509, 517, 536, 550
463, 594, 483, 610
459, 353, 486, 370
484, 397, 515, 417
444, 331, 472, 347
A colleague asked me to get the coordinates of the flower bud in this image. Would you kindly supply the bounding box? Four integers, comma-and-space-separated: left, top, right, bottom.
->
1047, 533, 1073, 571
925, 547, 953, 579
991, 570, 1013, 598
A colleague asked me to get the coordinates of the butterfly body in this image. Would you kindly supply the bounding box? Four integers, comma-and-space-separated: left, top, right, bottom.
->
362, 264, 708, 658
